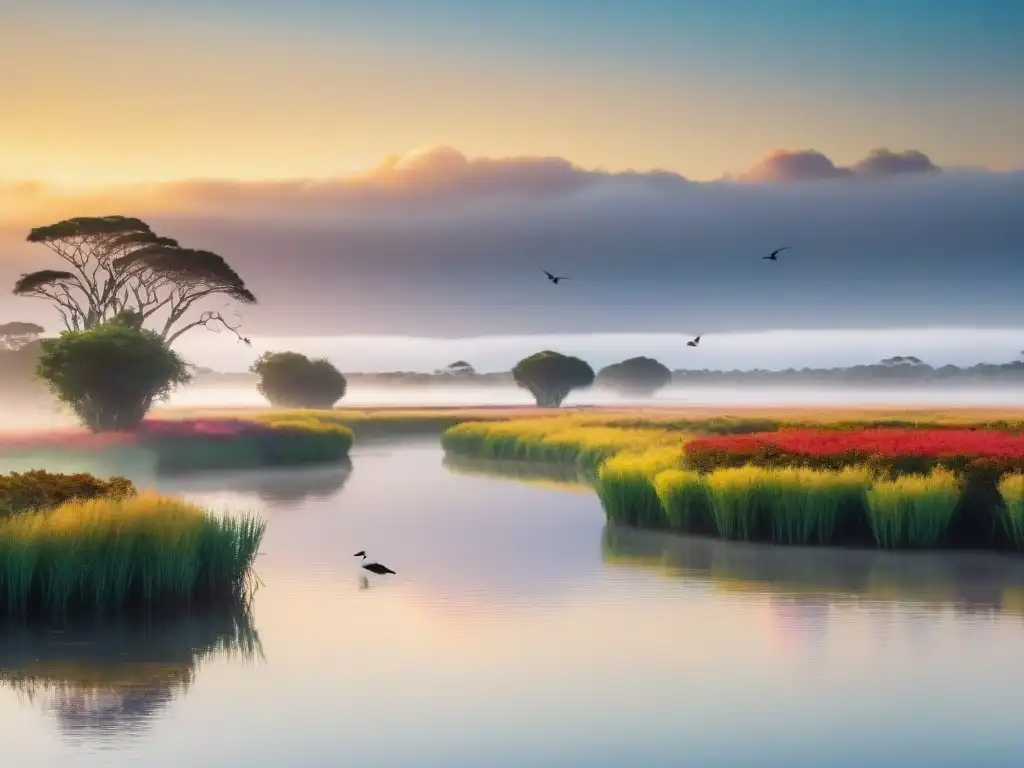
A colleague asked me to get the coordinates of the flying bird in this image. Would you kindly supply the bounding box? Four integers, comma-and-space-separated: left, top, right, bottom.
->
354, 551, 396, 575
687, 335, 701, 348
763, 246, 790, 261
543, 270, 570, 284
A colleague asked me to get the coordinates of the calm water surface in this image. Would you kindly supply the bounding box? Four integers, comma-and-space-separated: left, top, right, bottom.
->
4, 439, 1024, 767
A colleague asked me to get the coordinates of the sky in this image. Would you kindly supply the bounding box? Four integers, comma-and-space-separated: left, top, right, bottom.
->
0, 1, 1022, 343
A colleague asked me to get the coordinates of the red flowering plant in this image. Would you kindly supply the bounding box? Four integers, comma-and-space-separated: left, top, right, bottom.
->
683, 428, 1024, 478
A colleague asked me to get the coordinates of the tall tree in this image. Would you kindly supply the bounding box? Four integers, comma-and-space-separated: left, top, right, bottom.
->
13, 216, 256, 345
512, 350, 594, 407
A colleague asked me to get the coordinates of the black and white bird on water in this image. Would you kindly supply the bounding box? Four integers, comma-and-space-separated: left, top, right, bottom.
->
687, 335, 701, 348
354, 551, 396, 575
543, 270, 570, 285
763, 246, 789, 261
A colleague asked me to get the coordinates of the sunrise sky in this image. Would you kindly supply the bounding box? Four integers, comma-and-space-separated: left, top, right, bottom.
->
0, 1, 1021, 347
2, 0, 1022, 186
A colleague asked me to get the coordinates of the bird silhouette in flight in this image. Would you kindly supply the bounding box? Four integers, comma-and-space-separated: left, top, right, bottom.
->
354, 551, 396, 575
543, 270, 570, 284
763, 246, 789, 261
687, 335, 701, 348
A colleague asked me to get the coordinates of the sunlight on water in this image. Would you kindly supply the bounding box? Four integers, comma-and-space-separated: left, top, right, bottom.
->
3, 441, 1024, 766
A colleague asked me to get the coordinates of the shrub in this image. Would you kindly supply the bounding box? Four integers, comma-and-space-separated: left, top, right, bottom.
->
36, 318, 193, 432
595, 356, 672, 397
0, 470, 136, 515
250, 351, 347, 409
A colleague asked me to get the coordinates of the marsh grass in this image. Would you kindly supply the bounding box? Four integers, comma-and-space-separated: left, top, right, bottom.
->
0, 416, 354, 476
596, 447, 687, 527
0, 493, 264, 616
148, 418, 353, 473
441, 412, 1024, 551
998, 474, 1024, 550
866, 470, 961, 548
653, 470, 715, 533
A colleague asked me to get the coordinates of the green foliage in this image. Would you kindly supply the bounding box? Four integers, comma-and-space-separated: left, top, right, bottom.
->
596, 356, 672, 396
0, 493, 264, 616
0, 470, 135, 516
652, 470, 715, 532
998, 474, 1024, 550
865, 470, 961, 548
250, 351, 348, 409
36, 319, 193, 432
511, 350, 595, 407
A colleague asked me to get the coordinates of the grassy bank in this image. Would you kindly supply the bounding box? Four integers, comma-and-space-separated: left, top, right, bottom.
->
0, 414, 353, 476
441, 413, 1024, 552
158, 406, 523, 439
0, 492, 264, 616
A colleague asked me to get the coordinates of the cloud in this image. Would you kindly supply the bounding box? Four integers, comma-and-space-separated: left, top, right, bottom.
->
0, 145, 948, 225
0, 146, 692, 226
0, 146, 1021, 338
739, 149, 852, 182
739, 147, 941, 182
850, 148, 939, 177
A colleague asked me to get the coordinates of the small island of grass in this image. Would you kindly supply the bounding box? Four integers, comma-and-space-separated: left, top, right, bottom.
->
441, 408, 1024, 553
0, 470, 264, 616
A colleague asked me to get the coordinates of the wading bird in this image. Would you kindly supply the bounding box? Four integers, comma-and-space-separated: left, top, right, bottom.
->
687, 335, 701, 348
763, 246, 789, 261
543, 270, 570, 284
354, 551, 396, 575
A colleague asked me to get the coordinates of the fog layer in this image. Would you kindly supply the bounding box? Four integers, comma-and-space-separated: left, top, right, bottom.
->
1, 147, 1021, 336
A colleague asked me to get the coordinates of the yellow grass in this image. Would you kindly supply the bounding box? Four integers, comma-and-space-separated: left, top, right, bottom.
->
0, 493, 265, 614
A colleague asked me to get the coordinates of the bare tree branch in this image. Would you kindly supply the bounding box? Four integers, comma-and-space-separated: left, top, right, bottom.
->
15, 217, 256, 345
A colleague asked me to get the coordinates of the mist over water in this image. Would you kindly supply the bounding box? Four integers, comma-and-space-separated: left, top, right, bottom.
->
173, 328, 1024, 374
164, 384, 1024, 410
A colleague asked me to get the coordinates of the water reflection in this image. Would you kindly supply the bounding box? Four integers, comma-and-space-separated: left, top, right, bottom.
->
441, 454, 591, 493
154, 461, 353, 507
0, 606, 262, 742
603, 523, 1024, 619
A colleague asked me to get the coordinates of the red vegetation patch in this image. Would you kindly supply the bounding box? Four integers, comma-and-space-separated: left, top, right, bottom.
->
683, 428, 1024, 475
0, 418, 266, 454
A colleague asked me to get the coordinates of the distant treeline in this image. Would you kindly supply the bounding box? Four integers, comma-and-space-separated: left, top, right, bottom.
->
189, 356, 1024, 388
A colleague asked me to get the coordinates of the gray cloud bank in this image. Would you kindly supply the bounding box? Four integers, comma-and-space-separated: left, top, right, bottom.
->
0, 146, 1021, 336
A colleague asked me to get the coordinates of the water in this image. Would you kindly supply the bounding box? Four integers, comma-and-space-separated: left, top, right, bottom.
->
4, 439, 1024, 766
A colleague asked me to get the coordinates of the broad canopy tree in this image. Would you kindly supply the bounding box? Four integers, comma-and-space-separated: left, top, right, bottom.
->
0, 321, 44, 351
596, 356, 673, 397
443, 360, 475, 376
512, 350, 595, 408
13, 216, 256, 346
